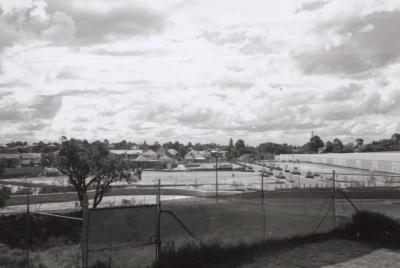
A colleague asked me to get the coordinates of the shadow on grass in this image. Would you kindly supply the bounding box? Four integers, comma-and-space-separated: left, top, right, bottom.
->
153, 210, 400, 268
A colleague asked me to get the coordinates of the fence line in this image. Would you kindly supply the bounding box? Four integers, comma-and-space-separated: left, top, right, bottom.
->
4, 169, 399, 267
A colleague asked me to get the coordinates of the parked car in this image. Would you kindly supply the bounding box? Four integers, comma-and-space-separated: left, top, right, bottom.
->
290, 167, 301, 175
275, 172, 286, 179
305, 171, 314, 178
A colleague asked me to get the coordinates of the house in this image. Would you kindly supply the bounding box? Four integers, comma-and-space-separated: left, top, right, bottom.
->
0, 153, 42, 168
110, 149, 143, 160
184, 150, 207, 162
142, 149, 158, 160
132, 151, 176, 169
166, 148, 182, 160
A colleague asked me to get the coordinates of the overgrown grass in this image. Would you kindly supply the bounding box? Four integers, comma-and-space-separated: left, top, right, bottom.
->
154, 233, 335, 268
153, 210, 400, 268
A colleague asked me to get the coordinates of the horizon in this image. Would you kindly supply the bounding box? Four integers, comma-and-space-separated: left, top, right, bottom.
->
0, 133, 398, 148
1, 0, 400, 145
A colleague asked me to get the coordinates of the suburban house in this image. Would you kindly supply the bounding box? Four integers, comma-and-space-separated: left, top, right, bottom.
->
0, 153, 42, 168
166, 148, 181, 160
0, 153, 43, 178
131, 149, 177, 169
184, 149, 212, 162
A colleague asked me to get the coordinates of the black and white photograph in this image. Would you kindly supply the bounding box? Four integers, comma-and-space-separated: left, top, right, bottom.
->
1, 0, 400, 267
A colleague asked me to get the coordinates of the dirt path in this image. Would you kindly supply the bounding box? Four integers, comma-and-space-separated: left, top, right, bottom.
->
239, 239, 400, 268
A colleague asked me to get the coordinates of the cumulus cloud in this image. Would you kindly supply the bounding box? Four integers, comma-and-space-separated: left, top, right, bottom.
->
45, 0, 167, 44
296, 10, 400, 76
0, 0, 399, 144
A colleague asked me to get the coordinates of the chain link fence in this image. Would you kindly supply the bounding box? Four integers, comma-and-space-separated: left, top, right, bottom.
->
2, 169, 400, 267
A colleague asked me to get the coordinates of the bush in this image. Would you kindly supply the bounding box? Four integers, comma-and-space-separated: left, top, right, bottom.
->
339, 210, 400, 247
0, 186, 11, 207
0, 212, 82, 248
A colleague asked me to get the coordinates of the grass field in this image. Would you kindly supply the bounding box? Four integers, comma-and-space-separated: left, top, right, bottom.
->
85, 193, 338, 267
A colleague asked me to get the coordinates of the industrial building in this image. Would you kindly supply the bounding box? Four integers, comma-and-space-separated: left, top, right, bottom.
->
275, 152, 400, 174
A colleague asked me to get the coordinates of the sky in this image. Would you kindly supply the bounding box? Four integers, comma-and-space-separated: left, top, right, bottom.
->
0, 0, 400, 145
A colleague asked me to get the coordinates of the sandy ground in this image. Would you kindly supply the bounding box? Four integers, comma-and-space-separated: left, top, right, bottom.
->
239, 239, 400, 268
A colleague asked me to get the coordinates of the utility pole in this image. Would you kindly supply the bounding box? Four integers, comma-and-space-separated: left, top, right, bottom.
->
215, 154, 218, 198
332, 170, 336, 228
261, 174, 265, 238
156, 179, 161, 266
25, 189, 30, 268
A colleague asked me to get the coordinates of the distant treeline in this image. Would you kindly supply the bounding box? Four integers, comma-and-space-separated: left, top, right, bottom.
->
2, 133, 400, 160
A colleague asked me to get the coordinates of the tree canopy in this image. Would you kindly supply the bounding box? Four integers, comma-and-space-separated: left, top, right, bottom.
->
55, 139, 133, 209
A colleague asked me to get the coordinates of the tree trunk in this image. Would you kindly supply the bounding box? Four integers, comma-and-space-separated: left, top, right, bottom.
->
81, 194, 89, 268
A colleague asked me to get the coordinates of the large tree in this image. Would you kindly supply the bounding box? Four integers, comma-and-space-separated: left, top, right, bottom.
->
309, 135, 324, 153
332, 138, 343, 152
54, 139, 133, 267
392, 133, 400, 150
235, 139, 246, 156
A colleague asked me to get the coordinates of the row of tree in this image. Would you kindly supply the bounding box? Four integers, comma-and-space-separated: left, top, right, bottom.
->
2, 133, 400, 157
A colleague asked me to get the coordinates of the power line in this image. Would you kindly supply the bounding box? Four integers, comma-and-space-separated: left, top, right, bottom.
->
6, 48, 400, 67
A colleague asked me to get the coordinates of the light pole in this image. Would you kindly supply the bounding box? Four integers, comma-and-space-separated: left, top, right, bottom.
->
215, 153, 218, 198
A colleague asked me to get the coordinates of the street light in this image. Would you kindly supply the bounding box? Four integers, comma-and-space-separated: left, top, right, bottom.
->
212, 151, 219, 198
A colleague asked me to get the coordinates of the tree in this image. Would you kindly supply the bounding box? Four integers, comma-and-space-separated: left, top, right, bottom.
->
149, 141, 161, 151
392, 133, 400, 143
54, 139, 133, 267
227, 138, 236, 160
0, 186, 10, 208
235, 139, 245, 156
0, 159, 10, 208
332, 138, 343, 152
392, 133, 400, 150
356, 138, 364, 147
309, 135, 324, 153
323, 141, 334, 153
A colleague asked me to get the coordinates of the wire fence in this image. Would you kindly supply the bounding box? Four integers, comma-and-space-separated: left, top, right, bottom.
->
2, 169, 400, 267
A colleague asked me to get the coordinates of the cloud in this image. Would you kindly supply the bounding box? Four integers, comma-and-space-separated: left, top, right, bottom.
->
45, 0, 167, 44
296, 10, 400, 76
212, 78, 253, 91
1, 1, 400, 144
29, 94, 64, 119
295, 1, 330, 13
56, 67, 79, 80
322, 83, 363, 102
0, 0, 167, 49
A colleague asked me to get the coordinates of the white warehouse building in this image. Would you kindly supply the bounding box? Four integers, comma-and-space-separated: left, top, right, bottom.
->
275, 152, 400, 174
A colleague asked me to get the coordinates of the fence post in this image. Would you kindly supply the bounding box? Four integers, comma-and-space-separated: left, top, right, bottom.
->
156, 179, 161, 266
332, 170, 336, 228
25, 191, 30, 268
261, 174, 265, 239
215, 156, 218, 199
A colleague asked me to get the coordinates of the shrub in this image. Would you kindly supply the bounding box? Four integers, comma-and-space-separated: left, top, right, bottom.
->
339, 210, 400, 247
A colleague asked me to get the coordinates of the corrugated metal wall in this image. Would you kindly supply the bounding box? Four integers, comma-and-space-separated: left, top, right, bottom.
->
275, 153, 400, 174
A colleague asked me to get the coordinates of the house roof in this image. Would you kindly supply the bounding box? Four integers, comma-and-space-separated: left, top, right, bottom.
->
110, 149, 142, 155
143, 149, 157, 156
133, 155, 155, 162
167, 148, 179, 155
0, 154, 21, 159
20, 159, 32, 165
0, 153, 42, 159
158, 154, 175, 162
184, 150, 206, 160
21, 153, 42, 159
